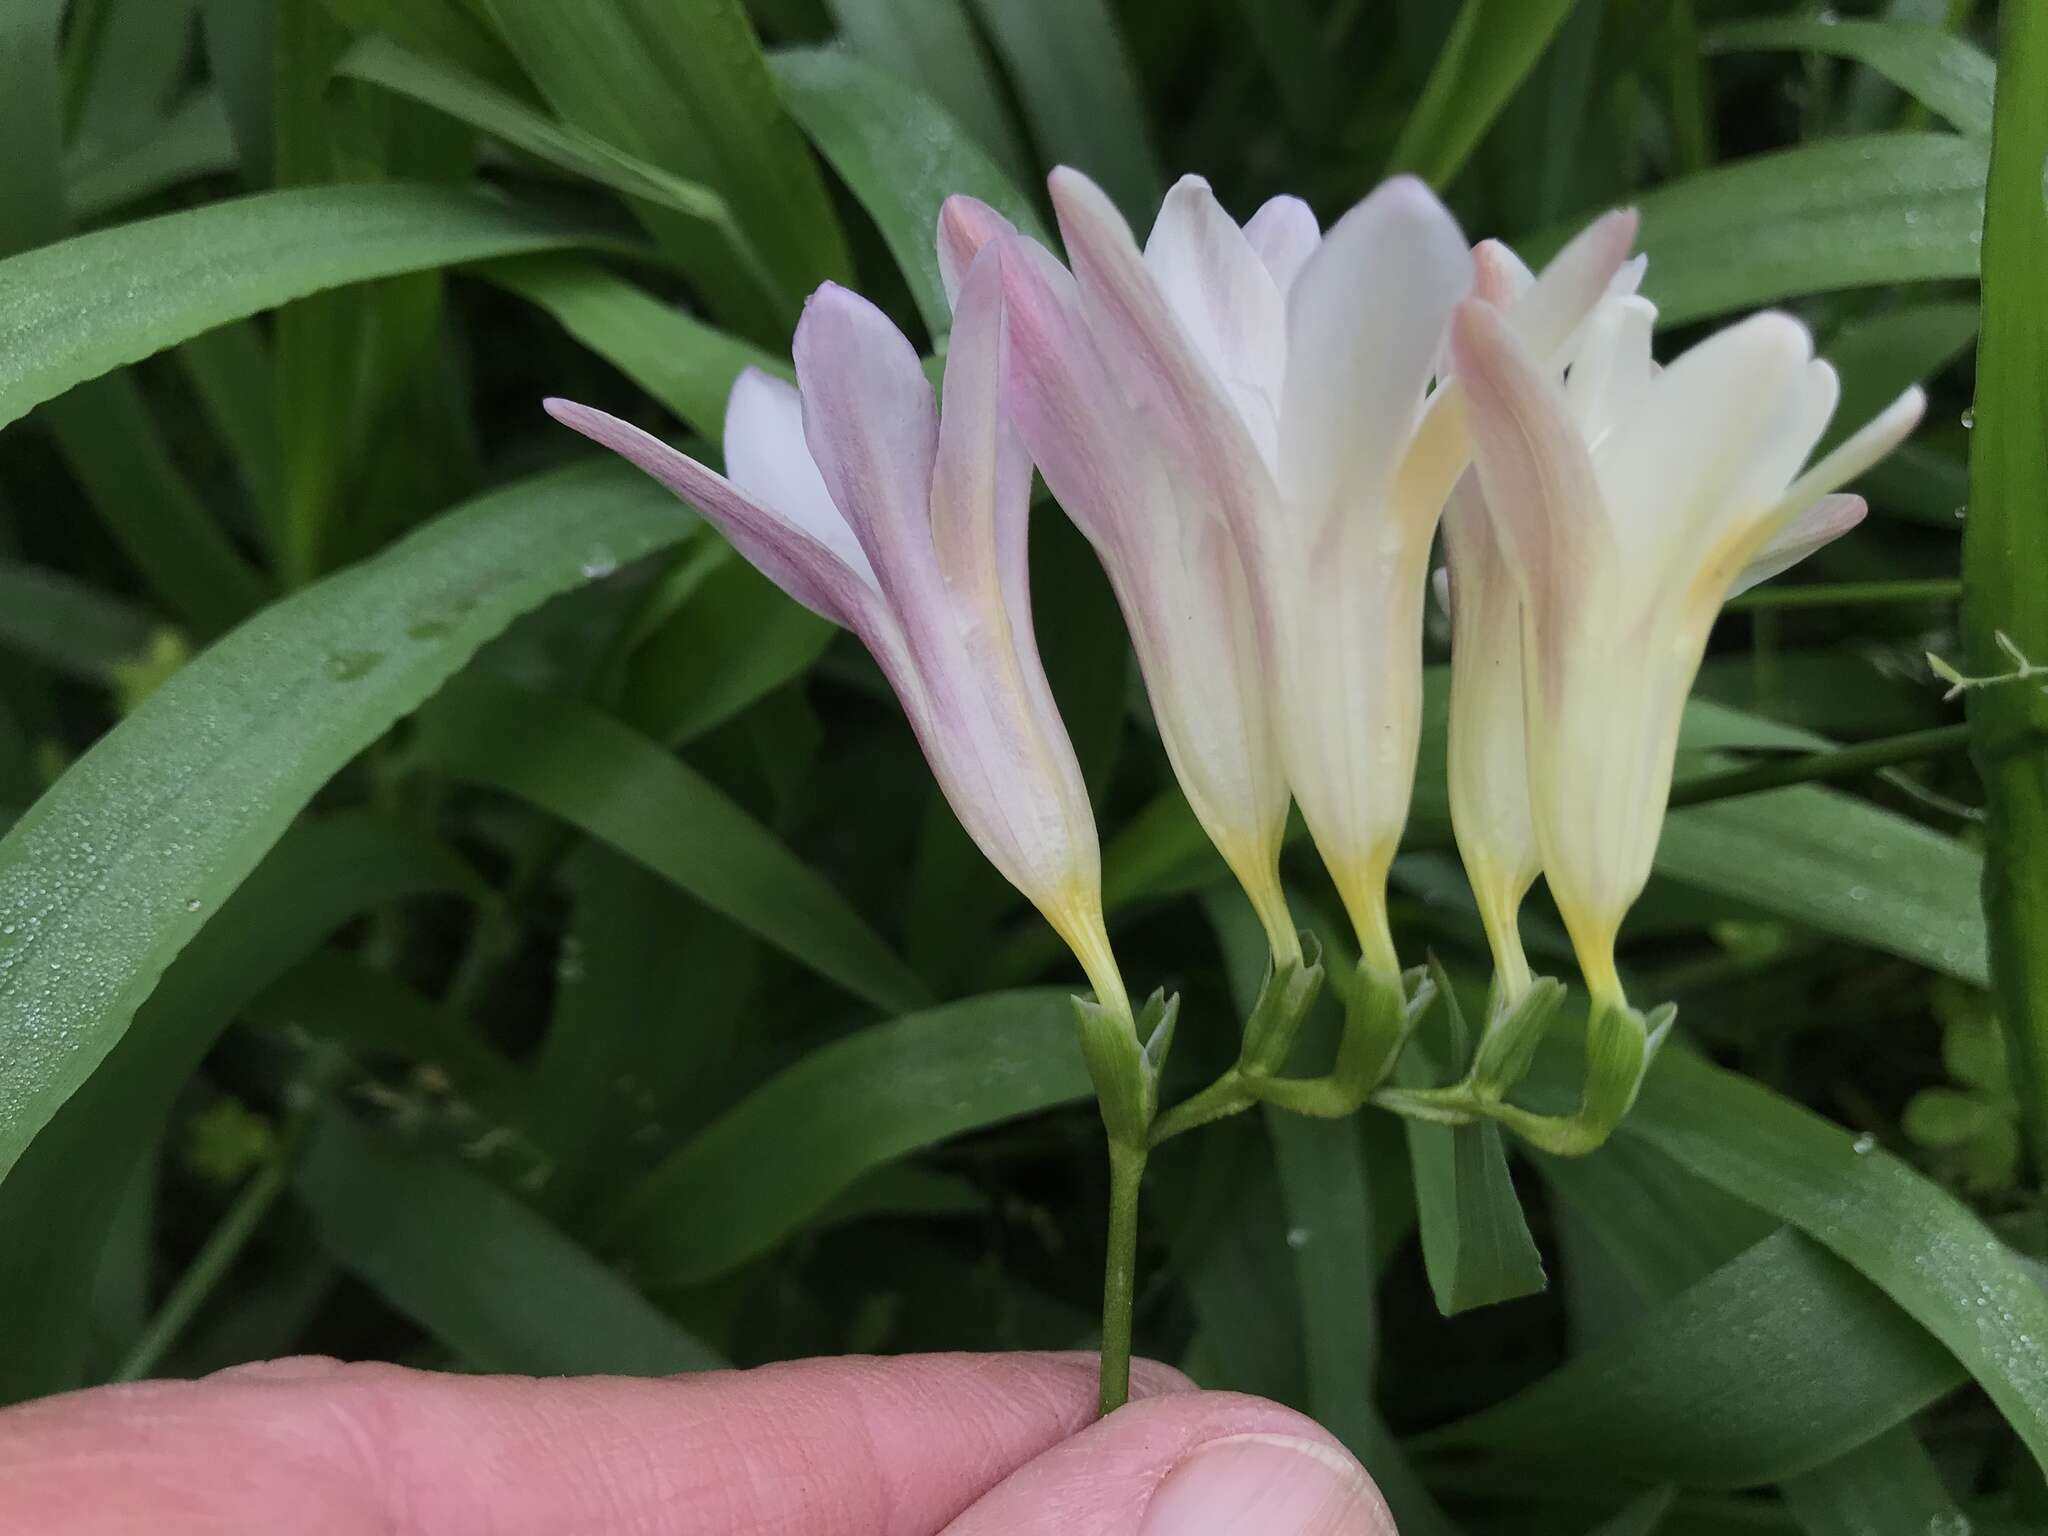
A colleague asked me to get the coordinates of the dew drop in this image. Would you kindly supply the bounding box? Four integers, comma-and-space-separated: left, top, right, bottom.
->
184, 898, 202, 912
1852, 1132, 1877, 1155
581, 548, 618, 580
1960, 407, 1976, 429
1285, 1226, 1312, 1250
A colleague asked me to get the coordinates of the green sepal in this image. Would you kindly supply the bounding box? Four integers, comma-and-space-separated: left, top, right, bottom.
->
1238, 932, 1325, 1078
1073, 988, 1177, 1149
1468, 977, 1569, 1101
1334, 960, 1437, 1100
1488, 996, 1678, 1157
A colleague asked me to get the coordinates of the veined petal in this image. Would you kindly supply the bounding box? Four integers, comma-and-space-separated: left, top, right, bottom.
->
1242, 194, 1320, 296
1143, 174, 1288, 459
1047, 167, 1278, 574
1447, 297, 1615, 678
724, 369, 878, 591
1729, 494, 1866, 597
938, 194, 1018, 309
1279, 175, 1471, 535
544, 398, 878, 629
791, 282, 945, 625
1771, 385, 1928, 523
993, 231, 1157, 568
932, 245, 1034, 612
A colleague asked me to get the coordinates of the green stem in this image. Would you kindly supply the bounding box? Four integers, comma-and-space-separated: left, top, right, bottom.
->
1097, 1138, 1146, 1416
1666, 724, 1971, 809
1148, 1068, 1253, 1147
1727, 578, 1961, 611
113, 1150, 293, 1382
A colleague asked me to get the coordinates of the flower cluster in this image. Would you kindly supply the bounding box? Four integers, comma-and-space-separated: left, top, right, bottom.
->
548, 168, 1923, 1155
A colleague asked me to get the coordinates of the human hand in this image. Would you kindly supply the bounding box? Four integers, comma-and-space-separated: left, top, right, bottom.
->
0, 1351, 1394, 1534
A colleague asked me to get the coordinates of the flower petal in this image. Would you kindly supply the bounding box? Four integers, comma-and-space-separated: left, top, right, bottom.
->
1279, 176, 1471, 534
1772, 384, 1928, 522
724, 368, 878, 591
1047, 166, 1276, 571
1242, 194, 1320, 295
544, 397, 876, 627
791, 282, 944, 621
1143, 174, 1288, 458
1507, 208, 1640, 364
1562, 295, 1656, 449
1729, 494, 1867, 597
1447, 297, 1615, 657
937, 194, 1019, 310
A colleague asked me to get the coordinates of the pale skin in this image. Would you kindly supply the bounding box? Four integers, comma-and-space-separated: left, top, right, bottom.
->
0, 1352, 1397, 1535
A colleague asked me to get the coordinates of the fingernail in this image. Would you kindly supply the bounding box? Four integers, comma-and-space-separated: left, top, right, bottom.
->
1139, 1433, 1393, 1535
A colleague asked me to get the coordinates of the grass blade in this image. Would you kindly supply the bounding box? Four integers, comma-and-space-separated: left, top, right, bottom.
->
1386, 0, 1577, 190
1707, 17, 1995, 139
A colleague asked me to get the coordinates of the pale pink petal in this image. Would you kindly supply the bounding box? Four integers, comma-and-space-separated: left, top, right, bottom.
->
1143, 174, 1287, 456
1447, 298, 1616, 679
790, 283, 944, 622
1242, 194, 1320, 297
937, 194, 1019, 310
1508, 209, 1640, 364
1279, 175, 1471, 531
1729, 494, 1866, 597
544, 398, 876, 628
931, 244, 1035, 630
1047, 166, 1277, 572
993, 230, 1159, 569
723, 369, 878, 591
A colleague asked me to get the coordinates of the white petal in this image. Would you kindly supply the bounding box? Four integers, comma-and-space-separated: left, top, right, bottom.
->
1563, 295, 1656, 448
1773, 385, 1928, 520
1278, 175, 1472, 530
724, 368, 878, 593
1144, 174, 1287, 459
1509, 209, 1641, 364
1729, 494, 1866, 597
1242, 193, 1320, 296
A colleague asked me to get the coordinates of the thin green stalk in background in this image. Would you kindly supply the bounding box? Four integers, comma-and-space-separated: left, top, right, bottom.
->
1964, 1, 2048, 1183
1666, 724, 1972, 809
1726, 578, 1962, 611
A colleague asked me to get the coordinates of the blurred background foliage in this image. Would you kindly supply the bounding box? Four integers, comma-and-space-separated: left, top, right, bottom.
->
1, 1, 2046, 1533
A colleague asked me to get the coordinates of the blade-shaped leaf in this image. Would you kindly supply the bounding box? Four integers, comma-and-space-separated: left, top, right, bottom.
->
1387, 0, 1578, 189
0, 459, 691, 1183
1708, 17, 1995, 139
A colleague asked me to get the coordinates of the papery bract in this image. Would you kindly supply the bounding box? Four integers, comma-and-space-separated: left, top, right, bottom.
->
546, 251, 1128, 1017
1451, 291, 1926, 1007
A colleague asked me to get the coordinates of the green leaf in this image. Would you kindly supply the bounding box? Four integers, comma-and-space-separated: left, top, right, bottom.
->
0, 459, 691, 1184
197, 0, 277, 186
337, 36, 738, 232
0, 812, 482, 1400
1781, 1426, 1972, 1536
1902, 1087, 2002, 1148
1228, 0, 1340, 143
603, 989, 1092, 1287
1583, 1487, 1676, 1536
618, 558, 834, 745
0, 182, 638, 436
318, 0, 531, 98
298, 1107, 724, 1375
415, 671, 930, 1015
1427, 1228, 1962, 1487
821, 0, 1032, 180
477, 0, 850, 335
0, 561, 158, 683
1626, 1049, 2048, 1477
1707, 18, 1996, 140
1627, 134, 1987, 325
487, 256, 785, 442
1386, 0, 1577, 190
770, 45, 1048, 339
968, 0, 1162, 222
1963, 2, 2048, 1186
65, 90, 238, 221
1403, 972, 1547, 1316
1656, 785, 1988, 986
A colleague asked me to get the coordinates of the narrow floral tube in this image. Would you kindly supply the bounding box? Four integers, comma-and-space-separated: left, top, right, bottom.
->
545, 249, 1128, 1019
1449, 290, 1927, 1009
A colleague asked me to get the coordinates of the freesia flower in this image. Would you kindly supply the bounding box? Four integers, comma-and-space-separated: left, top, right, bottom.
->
544, 250, 1129, 1021
990, 168, 1641, 991
941, 188, 1302, 963
1449, 289, 1926, 1010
